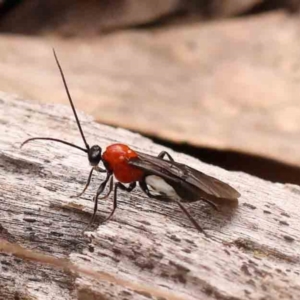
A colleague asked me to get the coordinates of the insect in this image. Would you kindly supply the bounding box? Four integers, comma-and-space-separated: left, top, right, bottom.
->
21, 49, 240, 235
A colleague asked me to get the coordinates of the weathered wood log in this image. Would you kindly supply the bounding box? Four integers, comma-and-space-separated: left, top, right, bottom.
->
0, 92, 299, 300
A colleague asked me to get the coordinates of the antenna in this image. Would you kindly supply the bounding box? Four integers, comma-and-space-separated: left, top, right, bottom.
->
21, 50, 90, 154
21, 137, 87, 153
52, 48, 90, 151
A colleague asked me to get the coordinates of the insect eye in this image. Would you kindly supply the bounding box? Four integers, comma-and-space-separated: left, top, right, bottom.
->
88, 145, 102, 166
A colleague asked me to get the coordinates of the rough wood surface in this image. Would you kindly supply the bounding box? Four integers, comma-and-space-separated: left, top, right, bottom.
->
0, 93, 299, 300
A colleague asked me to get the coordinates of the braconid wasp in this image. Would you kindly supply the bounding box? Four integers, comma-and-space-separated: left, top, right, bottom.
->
21, 49, 240, 235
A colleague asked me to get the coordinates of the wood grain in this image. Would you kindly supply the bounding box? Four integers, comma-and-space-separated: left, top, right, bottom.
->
0, 93, 299, 299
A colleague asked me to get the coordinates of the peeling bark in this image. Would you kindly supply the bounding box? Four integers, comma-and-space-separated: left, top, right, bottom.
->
0, 93, 299, 300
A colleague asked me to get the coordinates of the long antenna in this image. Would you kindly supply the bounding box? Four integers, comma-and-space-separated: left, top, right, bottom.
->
21, 137, 87, 153
52, 48, 90, 151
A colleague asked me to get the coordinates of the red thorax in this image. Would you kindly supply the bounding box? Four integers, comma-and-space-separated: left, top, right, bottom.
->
102, 144, 144, 183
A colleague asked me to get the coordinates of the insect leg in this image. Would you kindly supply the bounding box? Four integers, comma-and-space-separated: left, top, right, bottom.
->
140, 179, 208, 236
94, 166, 107, 173
71, 167, 94, 198
139, 179, 158, 198
71, 166, 107, 198
198, 198, 219, 211
102, 182, 136, 223
139, 179, 150, 195
157, 151, 174, 162
175, 200, 208, 236
98, 175, 114, 200
139, 179, 170, 201
84, 172, 112, 231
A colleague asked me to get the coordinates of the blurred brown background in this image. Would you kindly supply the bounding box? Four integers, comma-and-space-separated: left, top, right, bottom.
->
1, 0, 300, 184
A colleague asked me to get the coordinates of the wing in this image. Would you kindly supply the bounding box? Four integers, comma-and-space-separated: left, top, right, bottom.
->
129, 151, 240, 201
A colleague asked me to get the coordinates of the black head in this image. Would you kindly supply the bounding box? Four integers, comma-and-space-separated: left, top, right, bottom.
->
88, 145, 102, 166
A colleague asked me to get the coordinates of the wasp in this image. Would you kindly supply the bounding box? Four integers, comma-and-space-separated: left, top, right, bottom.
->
21, 50, 240, 235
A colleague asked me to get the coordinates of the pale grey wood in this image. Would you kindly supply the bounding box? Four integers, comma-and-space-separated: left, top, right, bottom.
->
0, 93, 299, 300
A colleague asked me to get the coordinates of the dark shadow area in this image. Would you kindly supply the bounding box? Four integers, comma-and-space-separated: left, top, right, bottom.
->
246, 0, 300, 15
0, 0, 21, 17
0, 0, 299, 36
148, 135, 300, 185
